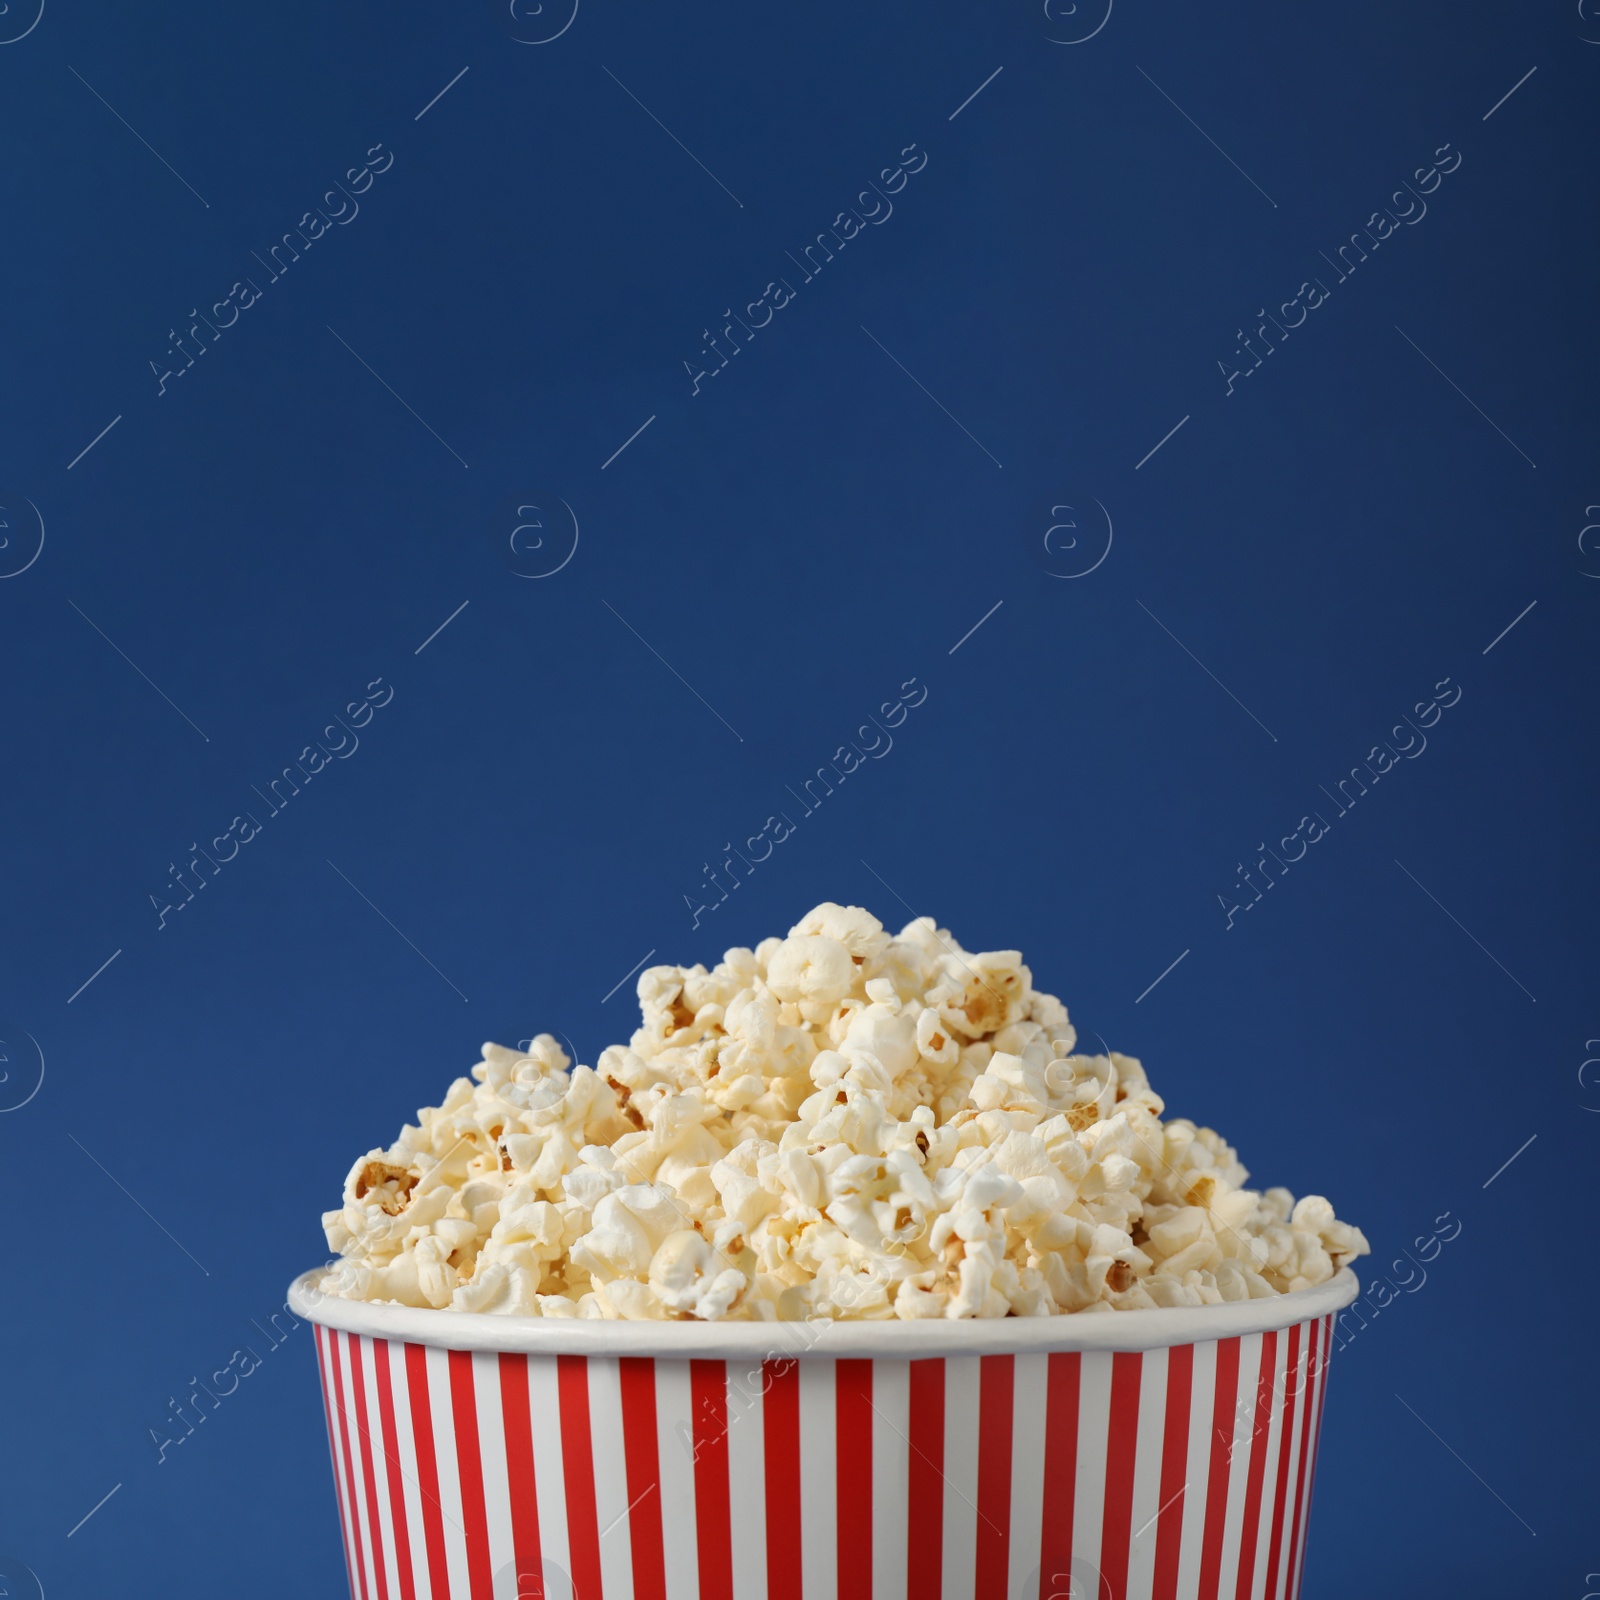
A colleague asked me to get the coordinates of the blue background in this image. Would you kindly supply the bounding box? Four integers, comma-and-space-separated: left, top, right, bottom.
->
1, 0, 1595, 1594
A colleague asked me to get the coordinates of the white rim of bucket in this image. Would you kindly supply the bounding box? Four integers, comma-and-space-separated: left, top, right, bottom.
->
287, 1266, 1359, 1360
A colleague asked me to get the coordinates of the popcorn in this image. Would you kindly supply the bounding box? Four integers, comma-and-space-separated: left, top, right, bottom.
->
318, 907, 1368, 1320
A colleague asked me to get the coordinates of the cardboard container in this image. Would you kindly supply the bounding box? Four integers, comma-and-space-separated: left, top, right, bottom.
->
289, 1266, 1357, 1600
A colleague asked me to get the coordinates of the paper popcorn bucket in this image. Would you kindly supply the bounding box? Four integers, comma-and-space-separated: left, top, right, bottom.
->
289, 1268, 1357, 1600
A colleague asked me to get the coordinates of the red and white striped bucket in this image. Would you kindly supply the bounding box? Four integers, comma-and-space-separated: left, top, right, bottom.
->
289, 1269, 1357, 1600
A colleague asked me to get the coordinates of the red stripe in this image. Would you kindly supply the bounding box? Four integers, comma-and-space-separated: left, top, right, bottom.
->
836, 1360, 875, 1600
1233, 1331, 1278, 1599
907, 1361, 945, 1599
762, 1359, 803, 1600
1152, 1344, 1193, 1600
619, 1357, 668, 1600
347, 1334, 393, 1600
372, 1341, 417, 1600
1037, 1351, 1081, 1600
557, 1356, 603, 1600
404, 1343, 451, 1600
1260, 1324, 1302, 1600
448, 1352, 495, 1600
499, 1355, 542, 1598
1100, 1351, 1144, 1600
690, 1361, 734, 1600
1283, 1319, 1321, 1600
327, 1326, 374, 1600
974, 1355, 1015, 1600
1197, 1336, 1241, 1600
316, 1327, 362, 1600
1292, 1318, 1335, 1598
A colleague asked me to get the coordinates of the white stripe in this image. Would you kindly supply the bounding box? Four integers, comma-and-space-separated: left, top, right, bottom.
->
1289, 1320, 1331, 1595
1218, 1335, 1264, 1595
1268, 1325, 1309, 1600
471, 1352, 515, 1598
359, 1336, 402, 1599
798, 1360, 838, 1600
654, 1361, 701, 1600
1286, 1332, 1316, 1598
1288, 1324, 1323, 1599
724, 1358, 768, 1600
589, 1358, 636, 1600
427, 1345, 473, 1599
940, 1357, 981, 1600
317, 1329, 365, 1590
386, 1342, 432, 1600
338, 1333, 382, 1597
1260, 1331, 1299, 1593
1175, 1341, 1213, 1597
1006, 1354, 1050, 1600
871, 1360, 910, 1600
1276, 1330, 1307, 1596
1072, 1351, 1113, 1588
1246, 1333, 1289, 1600
525, 1358, 572, 1596
1125, 1347, 1168, 1595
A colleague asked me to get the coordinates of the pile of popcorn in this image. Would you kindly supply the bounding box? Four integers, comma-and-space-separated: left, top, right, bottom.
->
319, 904, 1368, 1321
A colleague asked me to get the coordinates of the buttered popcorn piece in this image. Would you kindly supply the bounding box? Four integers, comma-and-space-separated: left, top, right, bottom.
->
319, 904, 1368, 1320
